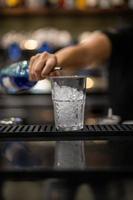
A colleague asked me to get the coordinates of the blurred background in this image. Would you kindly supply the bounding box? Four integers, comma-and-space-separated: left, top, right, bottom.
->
1, 0, 133, 124
0, 1, 133, 200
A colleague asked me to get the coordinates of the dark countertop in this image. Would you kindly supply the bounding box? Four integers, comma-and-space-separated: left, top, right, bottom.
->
1, 93, 132, 183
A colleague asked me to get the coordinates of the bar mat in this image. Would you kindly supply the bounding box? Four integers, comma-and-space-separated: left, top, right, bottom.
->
0, 124, 133, 141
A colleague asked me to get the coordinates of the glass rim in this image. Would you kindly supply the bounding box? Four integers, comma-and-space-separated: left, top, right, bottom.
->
48, 75, 86, 79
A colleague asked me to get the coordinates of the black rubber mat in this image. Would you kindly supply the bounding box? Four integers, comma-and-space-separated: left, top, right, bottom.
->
0, 124, 133, 141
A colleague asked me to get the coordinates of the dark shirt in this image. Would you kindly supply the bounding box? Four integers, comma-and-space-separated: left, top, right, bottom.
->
104, 26, 133, 120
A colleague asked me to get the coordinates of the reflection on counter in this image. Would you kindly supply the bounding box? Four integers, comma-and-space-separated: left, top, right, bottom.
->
1, 140, 133, 200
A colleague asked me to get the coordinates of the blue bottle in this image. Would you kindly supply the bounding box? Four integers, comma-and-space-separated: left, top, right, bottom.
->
0, 60, 36, 93
37, 42, 54, 54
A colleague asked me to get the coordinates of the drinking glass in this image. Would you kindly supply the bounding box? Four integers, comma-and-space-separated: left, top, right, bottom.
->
50, 76, 86, 131
50, 76, 87, 169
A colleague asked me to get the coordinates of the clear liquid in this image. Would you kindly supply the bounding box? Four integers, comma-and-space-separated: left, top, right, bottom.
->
53, 99, 85, 131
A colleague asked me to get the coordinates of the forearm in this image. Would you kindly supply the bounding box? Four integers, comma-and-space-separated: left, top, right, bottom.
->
29, 32, 112, 80
55, 45, 89, 70
55, 32, 112, 72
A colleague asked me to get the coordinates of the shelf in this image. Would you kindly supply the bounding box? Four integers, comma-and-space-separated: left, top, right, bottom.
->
0, 6, 132, 17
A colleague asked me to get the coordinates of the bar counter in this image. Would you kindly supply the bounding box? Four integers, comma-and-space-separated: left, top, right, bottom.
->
0, 93, 133, 200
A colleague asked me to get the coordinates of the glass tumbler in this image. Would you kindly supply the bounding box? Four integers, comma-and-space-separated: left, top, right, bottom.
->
50, 76, 86, 131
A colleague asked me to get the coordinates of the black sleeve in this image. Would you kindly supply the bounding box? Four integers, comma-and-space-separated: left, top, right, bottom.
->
103, 25, 133, 59
102, 26, 133, 120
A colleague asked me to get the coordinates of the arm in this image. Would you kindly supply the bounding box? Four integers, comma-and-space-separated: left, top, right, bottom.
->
29, 32, 112, 80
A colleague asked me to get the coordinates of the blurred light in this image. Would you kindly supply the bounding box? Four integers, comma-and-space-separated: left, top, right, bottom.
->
86, 77, 94, 89
24, 39, 38, 50
85, 117, 97, 125
78, 31, 91, 43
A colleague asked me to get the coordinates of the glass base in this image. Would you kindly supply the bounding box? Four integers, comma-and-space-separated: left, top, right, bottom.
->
56, 125, 83, 131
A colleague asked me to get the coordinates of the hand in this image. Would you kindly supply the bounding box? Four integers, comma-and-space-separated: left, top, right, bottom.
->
29, 52, 61, 81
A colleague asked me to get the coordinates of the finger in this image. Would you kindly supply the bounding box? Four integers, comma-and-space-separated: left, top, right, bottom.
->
41, 57, 56, 78
49, 70, 62, 77
33, 59, 47, 80
55, 70, 62, 76
29, 56, 36, 80
49, 71, 57, 77
29, 52, 56, 80
30, 53, 48, 80
29, 54, 41, 80
31, 52, 52, 80
29, 53, 41, 71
